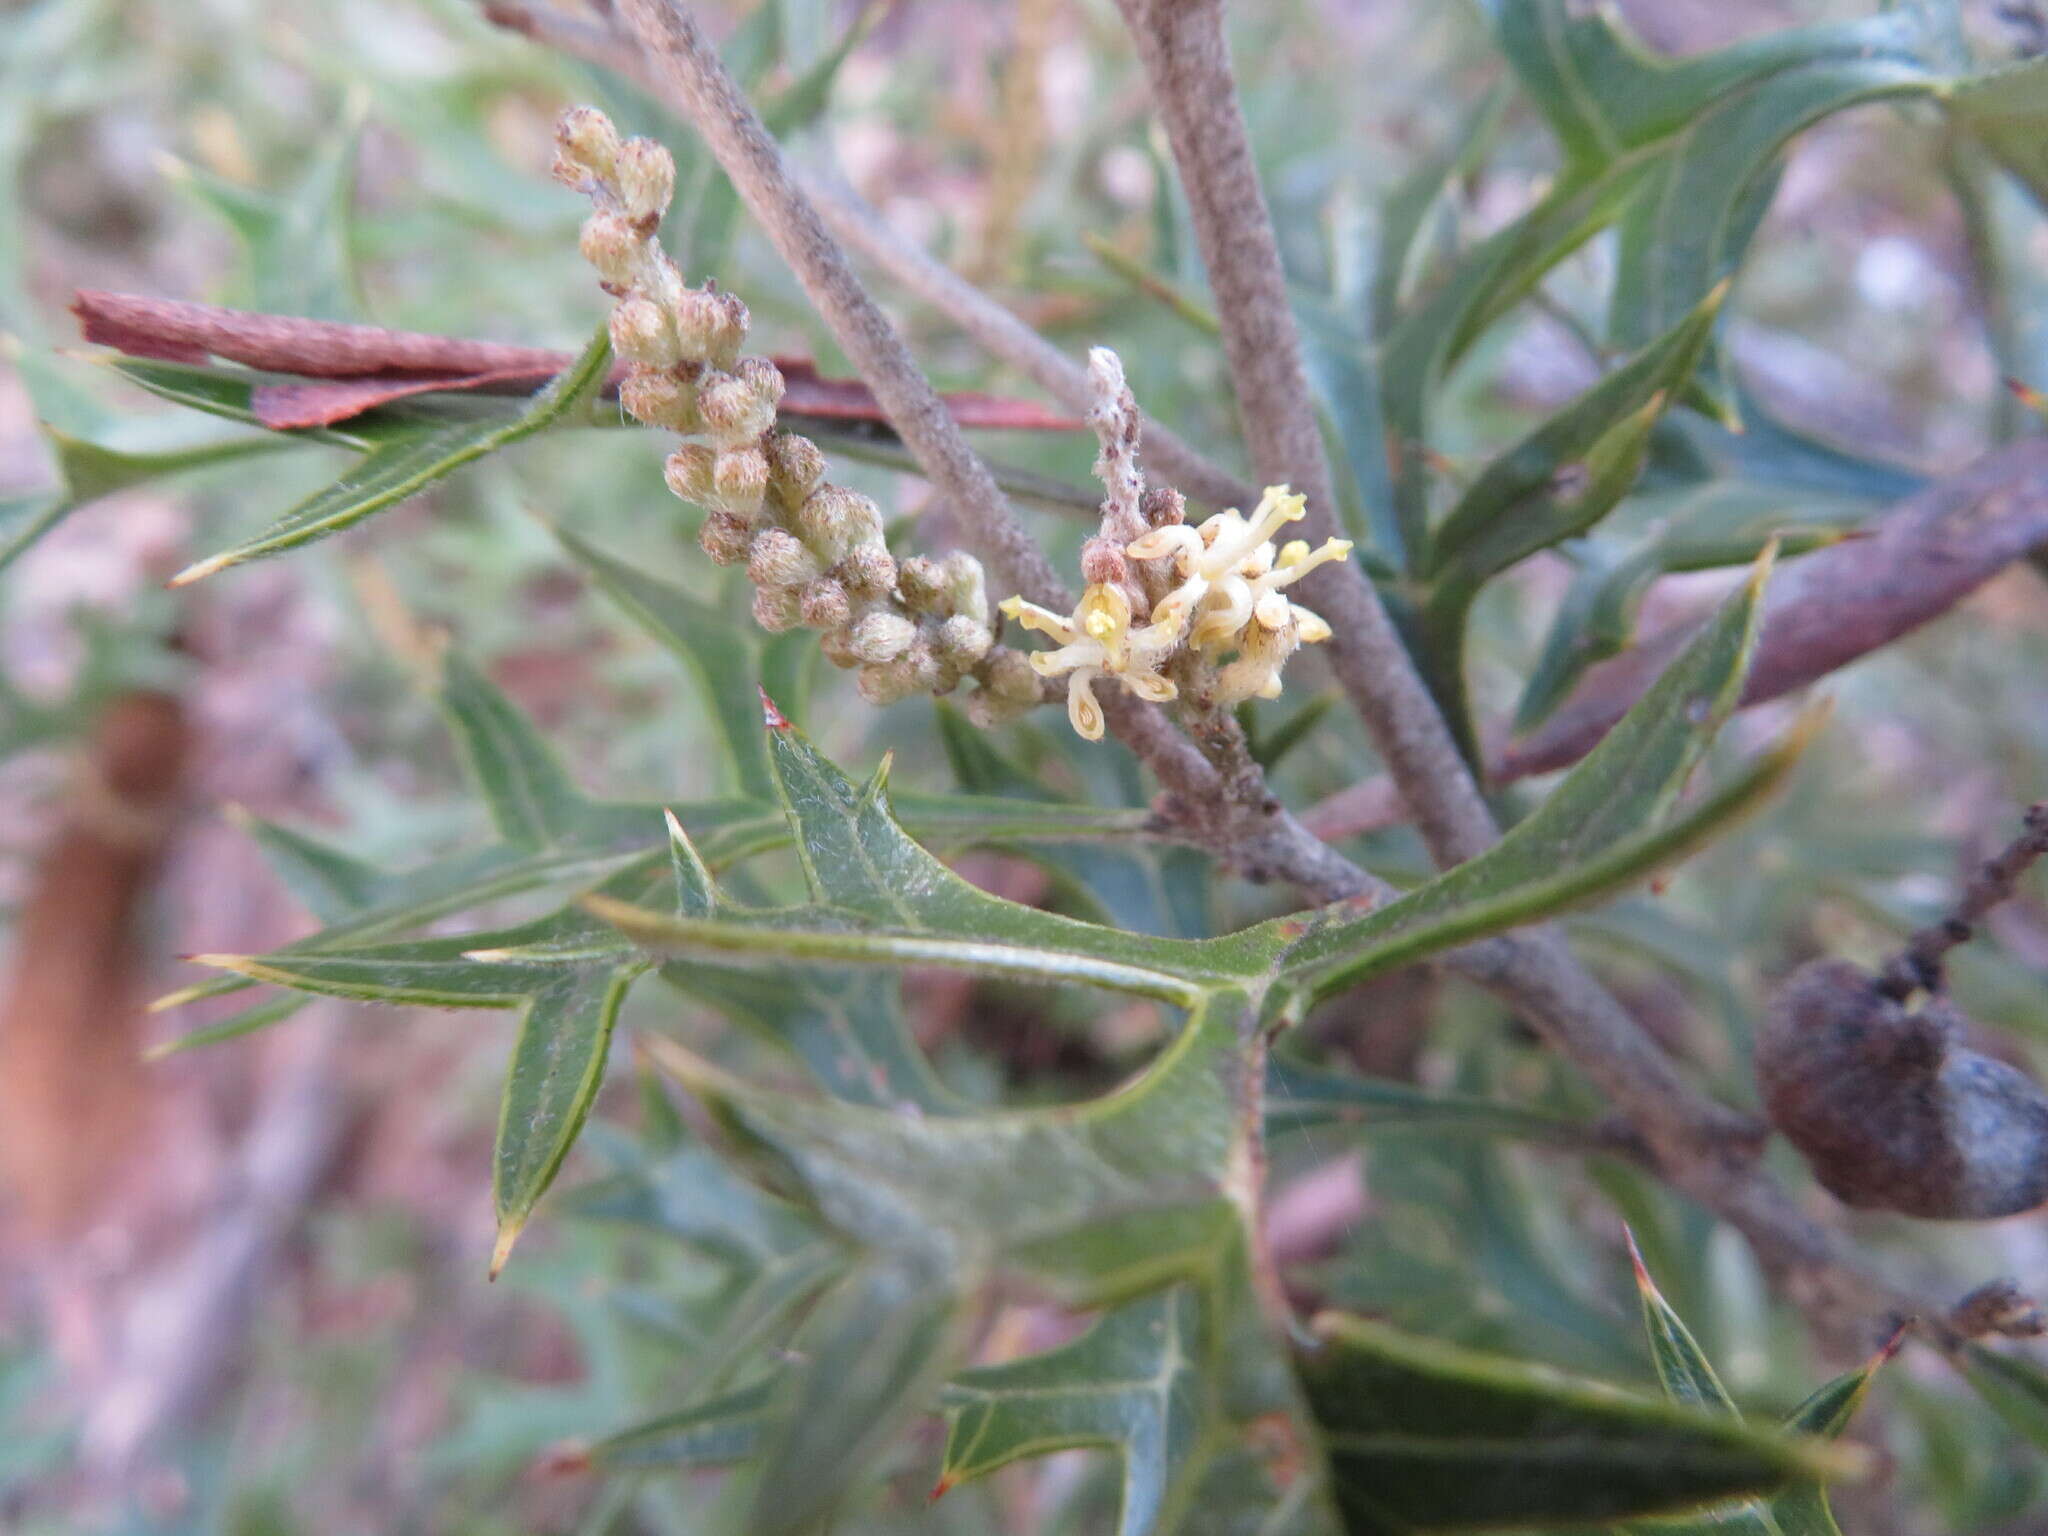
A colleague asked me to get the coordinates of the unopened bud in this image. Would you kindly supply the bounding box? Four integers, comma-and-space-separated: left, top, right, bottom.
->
980, 647, 1040, 703
765, 433, 826, 508
936, 615, 993, 664
902, 639, 945, 694
609, 297, 679, 369
699, 510, 754, 566
1141, 485, 1186, 528
798, 577, 852, 630
820, 627, 862, 670
748, 528, 823, 589
663, 445, 718, 503
798, 486, 882, 560
673, 288, 749, 368
697, 369, 778, 442
839, 542, 897, 599
849, 611, 916, 663
554, 107, 620, 184
941, 551, 989, 626
621, 372, 697, 433
856, 659, 920, 706
713, 446, 770, 517
752, 584, 803, 633
614, 137, 675, 226
897, 556, 948, 614
579, 211, 640, 289
736, 356, 786, 412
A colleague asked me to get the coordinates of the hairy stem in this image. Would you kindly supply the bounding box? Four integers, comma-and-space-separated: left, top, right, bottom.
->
1112, 0, 1498, 868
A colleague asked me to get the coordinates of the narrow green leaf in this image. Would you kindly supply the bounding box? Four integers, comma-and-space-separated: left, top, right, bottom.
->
939, 1286, 1207, 1536
1298, 1312, 1846, 1533
1960, 1341, 2048, 1452
748, 1259, 961, 1536
583, 1378, 778, 1470
1767, 1330, 1901, 1536
492, 964, 642, 1278
1627, 1227, 1740, 1415
436, 650, 598, 850
553, 526, 770, 791
169, 325, 611, 583
1945, 56, 2048, 208
1263, 1056, 1592, 1147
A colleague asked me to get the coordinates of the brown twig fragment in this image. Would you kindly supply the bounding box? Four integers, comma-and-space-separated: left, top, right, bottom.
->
1881, 803, 2048, 1000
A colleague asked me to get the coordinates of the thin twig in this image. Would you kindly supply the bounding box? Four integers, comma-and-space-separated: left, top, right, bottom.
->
1110, 0, 1499, 869
805, 173, 1259, 513
1881, 803, 2048, 999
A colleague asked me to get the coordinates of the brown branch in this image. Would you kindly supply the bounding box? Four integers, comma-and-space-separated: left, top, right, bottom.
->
1504, 441, 2048, 781
1307, 441, 2048, 839
803, 173, 1258, 511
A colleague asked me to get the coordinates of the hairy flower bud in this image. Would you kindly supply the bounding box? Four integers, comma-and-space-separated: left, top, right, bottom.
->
765, 433, 826, 509
941, 551, 989, 626
980, 647, 1040, 703
697, 369, 778, 442
699, 510, 754, 566
798, 487, 882, 561
609, 296, 680, 369
897, 555, 948, 615
673, 288, 748, 369
553, 107, 620, 184
613, 137, 675, 226
578, 211, 640, 289
849, 611, 917, 664
855, 659, 920, 706
713, 445, 770, 518
901, 639, 945, 694
736, 356, 786, 412
936, 615, 993, 665
748, 527, 824, 589
838, 543, 897, 600
621, 372, 697, 433
663, 444, 718, 504
751, 584, 802, 633
798, 577, 852, 631
819, 627, 862, 670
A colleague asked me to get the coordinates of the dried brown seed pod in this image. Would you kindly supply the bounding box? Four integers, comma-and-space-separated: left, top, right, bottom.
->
1757, 958, 2048, 1219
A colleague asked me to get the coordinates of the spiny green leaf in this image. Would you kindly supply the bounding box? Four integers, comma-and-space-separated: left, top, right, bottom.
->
168, 325, 611, 584
639, 986, 1255, 1295
1277, 554, 1811, 999
1298, 1312, 1847, 1534
939, 1286, 1208, 1536
1766, 1330, 1902, 1536
590, 710, 1282, 1003
437, 649, 605, 851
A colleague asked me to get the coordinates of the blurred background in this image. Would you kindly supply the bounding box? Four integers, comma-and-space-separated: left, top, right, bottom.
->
6, 0, 2048, 1530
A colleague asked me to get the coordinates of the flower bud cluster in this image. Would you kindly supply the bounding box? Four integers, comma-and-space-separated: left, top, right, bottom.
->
1002, 486, 1348, 739
554, 107, 1037, 725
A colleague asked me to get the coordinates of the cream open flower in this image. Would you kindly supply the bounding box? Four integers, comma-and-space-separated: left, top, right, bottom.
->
1126, 485, 1349, 703
1000, 485, 1350, 737
999, 583, 1180, 740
